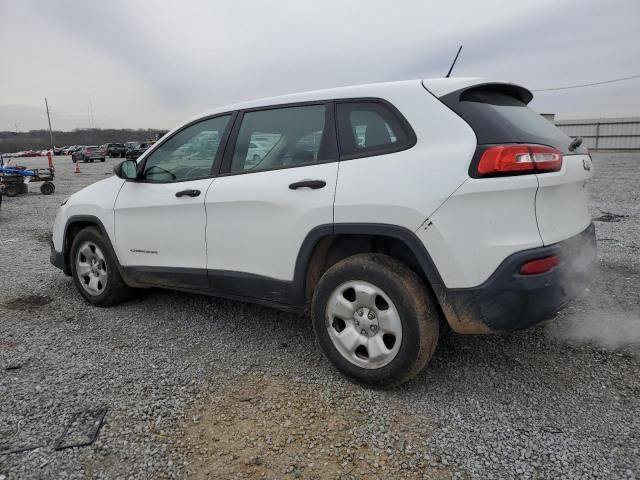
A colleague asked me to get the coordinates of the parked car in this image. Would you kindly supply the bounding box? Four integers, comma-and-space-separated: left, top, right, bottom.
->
102, 143, 126, 158
50, 78, 596, 387
71, 146, 105, 163
124, 142, 150, 160
68, 146, 83, 156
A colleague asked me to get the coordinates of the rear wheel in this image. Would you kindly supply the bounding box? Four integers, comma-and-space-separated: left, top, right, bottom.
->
40, 182, 55, 195
70, 227, 132, 306
311, 253, 439, 388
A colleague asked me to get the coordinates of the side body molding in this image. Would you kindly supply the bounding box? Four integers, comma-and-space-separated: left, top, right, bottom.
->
58, 220, 447, 318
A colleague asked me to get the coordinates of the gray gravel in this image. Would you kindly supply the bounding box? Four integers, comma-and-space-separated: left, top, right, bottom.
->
1, 153, 639, 479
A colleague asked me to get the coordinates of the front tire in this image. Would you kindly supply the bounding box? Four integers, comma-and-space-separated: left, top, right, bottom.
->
70, 227, 132, 306
3, 184, 18, 197
311, 253, 439, 388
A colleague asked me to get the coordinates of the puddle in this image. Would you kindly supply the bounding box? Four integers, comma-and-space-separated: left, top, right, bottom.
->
0, 295, 52, 310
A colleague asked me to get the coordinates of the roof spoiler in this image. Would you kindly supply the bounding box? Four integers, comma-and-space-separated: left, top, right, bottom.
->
422, 79, 533, 105
458, 82, 533, 104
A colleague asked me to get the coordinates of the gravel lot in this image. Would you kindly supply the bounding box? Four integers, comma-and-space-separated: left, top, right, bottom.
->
1, 153, 639, 479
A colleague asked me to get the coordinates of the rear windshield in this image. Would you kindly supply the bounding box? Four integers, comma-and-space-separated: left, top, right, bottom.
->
441, 86, 583, 154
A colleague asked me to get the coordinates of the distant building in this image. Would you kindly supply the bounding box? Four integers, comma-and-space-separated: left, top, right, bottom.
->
554, 116, 640, 150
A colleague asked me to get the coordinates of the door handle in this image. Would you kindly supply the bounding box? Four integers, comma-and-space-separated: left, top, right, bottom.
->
288, 180, 326, 190
175, 189, 201, 198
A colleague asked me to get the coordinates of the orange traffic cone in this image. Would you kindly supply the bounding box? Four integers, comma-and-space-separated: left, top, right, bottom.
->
74, 161, 81, 174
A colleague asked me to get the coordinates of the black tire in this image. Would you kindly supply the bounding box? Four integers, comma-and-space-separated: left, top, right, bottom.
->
311, 253, 439, 388
72, 158, 77, 163
70, 226, 132, 306
3, 184, 18, 197
100, 158, 105, 162
40, 182, 55, 195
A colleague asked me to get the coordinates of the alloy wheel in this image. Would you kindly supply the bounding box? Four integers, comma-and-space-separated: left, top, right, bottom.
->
325, 280, 402, 369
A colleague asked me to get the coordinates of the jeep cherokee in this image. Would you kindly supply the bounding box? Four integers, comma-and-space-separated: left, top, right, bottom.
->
51, 78, 596, 387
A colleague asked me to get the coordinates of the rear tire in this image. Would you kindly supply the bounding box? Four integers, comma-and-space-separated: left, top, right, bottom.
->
40, 182, 55, 195
70, 226, 132, 306
311, 253, 439, 388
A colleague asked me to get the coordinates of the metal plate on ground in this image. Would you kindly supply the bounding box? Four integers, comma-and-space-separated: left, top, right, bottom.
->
54, 407, 107, 450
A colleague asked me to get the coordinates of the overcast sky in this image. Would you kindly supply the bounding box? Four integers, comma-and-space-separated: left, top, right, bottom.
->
1, 0, 639, 131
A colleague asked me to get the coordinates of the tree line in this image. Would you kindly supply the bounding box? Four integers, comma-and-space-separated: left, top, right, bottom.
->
0, 128, 167, 153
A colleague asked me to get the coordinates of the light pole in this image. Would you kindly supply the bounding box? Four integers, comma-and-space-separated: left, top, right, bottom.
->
45, 97, 54, 150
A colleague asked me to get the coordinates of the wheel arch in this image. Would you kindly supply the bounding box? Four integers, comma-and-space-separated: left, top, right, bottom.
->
63, 215, 121, 276
292, 224, 445, 310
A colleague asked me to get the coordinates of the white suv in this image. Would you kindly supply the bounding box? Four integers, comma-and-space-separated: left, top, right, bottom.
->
51, 78, 596, 387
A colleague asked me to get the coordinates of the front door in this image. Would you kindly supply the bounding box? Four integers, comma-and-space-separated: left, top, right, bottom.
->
114, 114, 232, 289
205, 103, 338, 303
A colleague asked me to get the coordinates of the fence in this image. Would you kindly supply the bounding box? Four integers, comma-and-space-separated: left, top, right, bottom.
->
554, 117, 640, 150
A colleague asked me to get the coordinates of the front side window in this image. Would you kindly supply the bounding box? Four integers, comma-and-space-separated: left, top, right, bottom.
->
336, 101, 412, 158
141, 115, 230, 182
229, 104, 334, 174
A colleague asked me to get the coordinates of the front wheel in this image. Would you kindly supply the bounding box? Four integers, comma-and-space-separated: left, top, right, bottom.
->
3, 184, 19, 197
311, 253, 439, 388
70, 227, 132, 306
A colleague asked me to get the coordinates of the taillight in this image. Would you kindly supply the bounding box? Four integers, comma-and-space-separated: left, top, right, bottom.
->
476, 145, 562, 177
519, 255, 560, 275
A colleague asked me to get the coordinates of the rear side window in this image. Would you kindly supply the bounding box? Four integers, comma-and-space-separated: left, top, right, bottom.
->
228, 104, 336, 174
441, 86, 581, 154
336, 101, 415, 159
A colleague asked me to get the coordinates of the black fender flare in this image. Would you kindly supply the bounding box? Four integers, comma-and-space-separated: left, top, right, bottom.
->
61, 215, 122, 276
290, 223, 444, 306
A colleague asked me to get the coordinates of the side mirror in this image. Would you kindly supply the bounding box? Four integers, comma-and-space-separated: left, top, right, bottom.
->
114, 160, 138, 180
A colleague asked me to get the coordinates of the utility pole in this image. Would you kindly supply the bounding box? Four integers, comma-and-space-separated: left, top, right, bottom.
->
44, 97, 54, 150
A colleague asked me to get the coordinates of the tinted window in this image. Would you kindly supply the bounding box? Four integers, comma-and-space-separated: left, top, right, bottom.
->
229, 104, 335, 174
336, 101, 413, 158
141, 116, 230, 182
441, 86, 582, 154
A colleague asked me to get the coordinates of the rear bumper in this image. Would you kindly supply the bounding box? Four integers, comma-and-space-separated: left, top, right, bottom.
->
437, 223, 597, 334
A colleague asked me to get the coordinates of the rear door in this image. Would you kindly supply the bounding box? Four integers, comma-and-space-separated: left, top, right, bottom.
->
204, 102, 338, 302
